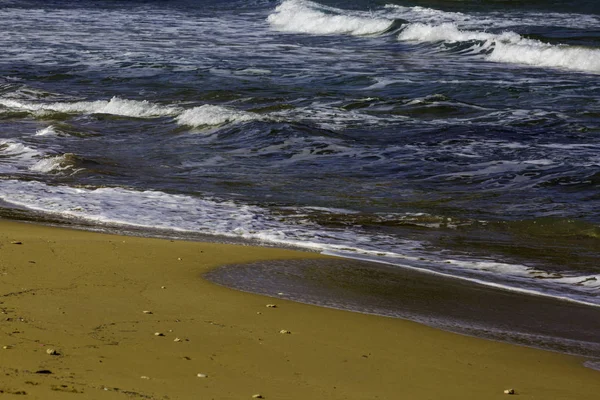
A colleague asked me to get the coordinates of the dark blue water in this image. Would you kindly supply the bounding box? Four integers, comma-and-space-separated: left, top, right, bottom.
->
0, 0, 599, 307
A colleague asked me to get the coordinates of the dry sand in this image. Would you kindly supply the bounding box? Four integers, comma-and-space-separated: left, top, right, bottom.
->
0, 219, 598, 399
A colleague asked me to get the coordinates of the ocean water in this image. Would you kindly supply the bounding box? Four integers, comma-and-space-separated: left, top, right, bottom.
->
0, 0, 599, 314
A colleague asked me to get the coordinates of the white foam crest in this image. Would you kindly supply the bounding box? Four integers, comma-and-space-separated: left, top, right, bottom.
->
398, 23, 600, 74
0, 97, 181, 118
268, 0, 393, 36
399, 22, 519, 44
35, 125, 60, 137
0, 139, 44, 173
29, 154, 81, 174
1, 97, 264, 127
489, 41, 600, 73
175, 105, 260, 127
384, 4, 600, 30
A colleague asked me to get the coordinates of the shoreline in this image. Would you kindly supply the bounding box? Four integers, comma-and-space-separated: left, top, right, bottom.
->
1, 219, 599, 399
206, 258, 600, 360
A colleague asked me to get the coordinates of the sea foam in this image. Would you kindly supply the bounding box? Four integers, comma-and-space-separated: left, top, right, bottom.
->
268, 0, 393, 36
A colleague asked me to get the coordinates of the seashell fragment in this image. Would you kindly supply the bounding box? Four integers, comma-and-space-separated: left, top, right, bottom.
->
46, 348, 59, 355
174, 338, 182, 342
266, 304, 277, 308
504, 389, 515, 395
279, 330, 291, 334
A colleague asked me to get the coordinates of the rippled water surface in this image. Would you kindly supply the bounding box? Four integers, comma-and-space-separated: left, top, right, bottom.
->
0, 0, 599, 306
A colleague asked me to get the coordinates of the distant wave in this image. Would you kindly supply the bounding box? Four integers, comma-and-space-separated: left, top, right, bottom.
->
268, 0, 393, 36
398, 23, 600, 74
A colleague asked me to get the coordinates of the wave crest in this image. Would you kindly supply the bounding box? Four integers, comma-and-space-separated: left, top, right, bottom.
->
398, 22, 600, 74
175, 105, 260, 127
268, 0, 393, 36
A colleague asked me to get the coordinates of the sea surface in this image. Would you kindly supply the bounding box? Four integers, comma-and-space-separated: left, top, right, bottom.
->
0, 0, 599, 337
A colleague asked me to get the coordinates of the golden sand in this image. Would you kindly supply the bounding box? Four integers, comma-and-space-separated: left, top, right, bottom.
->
0, 220, 598, 399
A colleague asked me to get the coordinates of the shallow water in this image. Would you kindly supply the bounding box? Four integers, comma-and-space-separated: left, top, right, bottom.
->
0, 0, 599, 309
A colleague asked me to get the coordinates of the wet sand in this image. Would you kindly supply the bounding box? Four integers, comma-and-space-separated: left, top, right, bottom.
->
0, 219, 599, 399
206, 258, 600, 358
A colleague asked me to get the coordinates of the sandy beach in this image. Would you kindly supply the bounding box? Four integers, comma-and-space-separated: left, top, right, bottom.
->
0, 219, 598, 399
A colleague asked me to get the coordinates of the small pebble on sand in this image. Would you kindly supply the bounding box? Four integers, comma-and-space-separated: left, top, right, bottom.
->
10, 241, 22, 245
161, 286, 167, 289
140, 376, 150, 380
252, 395, 263, 399
266, 304, 277, 308
279, 329, 291, 334
46, 348, 59, 355
174, 338, 182, 342
154, 332, 165, 337
504, 389, 515, 395
143, 310, 153, 314
197, 373, 208, 378
3, 345, 12, 349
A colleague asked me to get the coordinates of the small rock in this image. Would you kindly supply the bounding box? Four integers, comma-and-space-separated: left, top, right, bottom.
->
161, 286, 167, 289
3, 345, 12, 349
143, 310, 153, 314
504, 389, 515, 395
46, 348, 59, 355
197, 373, 208, 378
35, 370, 52, 375
140, 376, 150, 380
174, 338, 182, 342
154, 332, 165, 337
279, 330, 291, 334
177, 257, 182, 261
252, 395, 263, 399
10, 241, 22, 245
266, 304, 277, 308
256, 312, 262, 315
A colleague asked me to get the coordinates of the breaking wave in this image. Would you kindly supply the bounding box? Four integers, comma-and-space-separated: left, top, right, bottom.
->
0, 97, 263, 127
29, 153, 84, 175
176, 104, 261, 127
268, 0, 393, 36
397, 23, 600, 74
